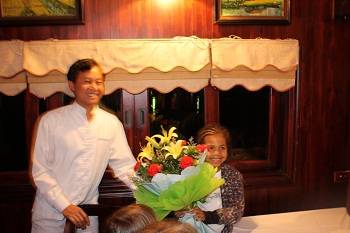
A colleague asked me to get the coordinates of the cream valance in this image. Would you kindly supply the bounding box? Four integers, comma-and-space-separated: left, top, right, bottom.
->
105, 65, 211, 95
24, 37, 210, 74
24, 37, 210, 96
0, 41, 27, 96
1, 37, 299, 97
0, 72, 27, 96
27, 65, 211, 97
0, 40, 24, 77
211, 38, 299, 91
27, 71, 73, 98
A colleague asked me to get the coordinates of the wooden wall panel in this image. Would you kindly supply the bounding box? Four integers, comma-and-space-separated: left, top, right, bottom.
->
0, 171, 34, 233
0, 0, 214, 39
0, 0, 349, 232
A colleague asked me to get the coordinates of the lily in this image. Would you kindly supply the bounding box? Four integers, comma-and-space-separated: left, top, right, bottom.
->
137, 142, 154, 161
152, 126, 178, 146
162, 139, 187, 159
145, 136, 161, 149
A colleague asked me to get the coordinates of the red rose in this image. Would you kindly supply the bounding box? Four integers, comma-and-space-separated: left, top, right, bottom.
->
147, 164, 162, 177
134, 161, 141, 171
179, 156, 194, 169
196, 144, 207, 153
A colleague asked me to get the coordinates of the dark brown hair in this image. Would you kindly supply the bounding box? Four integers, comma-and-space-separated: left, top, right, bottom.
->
103, 204, 156, 233
138, 220, 197, 233
67, 58, 104, 82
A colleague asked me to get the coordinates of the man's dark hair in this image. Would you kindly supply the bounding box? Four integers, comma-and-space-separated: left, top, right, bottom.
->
67, 58, 102, 82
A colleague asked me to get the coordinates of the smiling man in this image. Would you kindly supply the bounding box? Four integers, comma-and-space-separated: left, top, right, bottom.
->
31, 59, 136, 233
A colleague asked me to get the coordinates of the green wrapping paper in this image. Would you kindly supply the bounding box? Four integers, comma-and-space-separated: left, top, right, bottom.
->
133, 162, 225, 220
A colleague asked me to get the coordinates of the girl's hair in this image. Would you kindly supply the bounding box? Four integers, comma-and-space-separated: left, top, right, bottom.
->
67, 58, 104, 82
103, 204, 156, 233
196, 123, 232, 157
138, 220, 197, 233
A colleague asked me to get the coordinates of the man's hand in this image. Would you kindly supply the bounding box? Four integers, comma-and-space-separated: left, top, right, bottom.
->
63, 204, 90, 230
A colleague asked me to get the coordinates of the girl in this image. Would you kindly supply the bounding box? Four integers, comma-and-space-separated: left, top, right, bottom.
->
176, 124, 245, 233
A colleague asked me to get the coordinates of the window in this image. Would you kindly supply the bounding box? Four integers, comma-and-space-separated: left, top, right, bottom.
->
0, 92, 27, 171
205, 85, 297, 185
148, 88, 204, 139
101, 90, 123, 119
220, 86, 270, 161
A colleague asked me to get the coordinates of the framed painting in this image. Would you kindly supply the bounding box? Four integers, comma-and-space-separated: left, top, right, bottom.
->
214, 0, 290, 24
0, 0, 84, 26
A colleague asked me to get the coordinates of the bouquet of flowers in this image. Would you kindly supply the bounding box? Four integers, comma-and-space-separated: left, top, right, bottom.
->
132, 126, 225, 232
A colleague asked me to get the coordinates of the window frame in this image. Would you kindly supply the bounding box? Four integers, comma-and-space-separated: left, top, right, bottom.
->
204, 85, 298, 188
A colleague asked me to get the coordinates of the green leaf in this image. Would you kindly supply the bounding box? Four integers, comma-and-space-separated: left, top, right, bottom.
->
133, 185, 171, 220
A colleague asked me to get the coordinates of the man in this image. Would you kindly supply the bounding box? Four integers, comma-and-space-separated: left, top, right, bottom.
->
31, 59, 136, 233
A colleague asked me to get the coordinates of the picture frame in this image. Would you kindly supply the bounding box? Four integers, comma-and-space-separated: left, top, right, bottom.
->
0, 0, 84, 26
214, 0, 290, 24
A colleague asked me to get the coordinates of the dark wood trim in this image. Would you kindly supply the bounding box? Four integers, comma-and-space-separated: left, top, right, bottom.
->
98, 170, 135, 205
268, 89, 283, 168
0, 171, 34, 202
204, 85, 219, 124
286, 87, 297, 182
121, 90, 136, 154
46, 93, 65, 110
25, 91, 40, 161
347, 178, 350, 214
134, 91, 149, 154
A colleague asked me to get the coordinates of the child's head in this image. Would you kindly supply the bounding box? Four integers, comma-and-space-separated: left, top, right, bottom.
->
103, 204, 156, 233
139, 220, 197, 233
197, 123, 231, 168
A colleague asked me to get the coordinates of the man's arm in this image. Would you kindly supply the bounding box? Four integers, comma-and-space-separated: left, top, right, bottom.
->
31, 116, 90, 228
108, 119, 137, 189
31, 116, 71, 212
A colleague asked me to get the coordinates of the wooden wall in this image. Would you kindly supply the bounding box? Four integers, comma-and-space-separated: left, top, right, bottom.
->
1, 0, 349, 232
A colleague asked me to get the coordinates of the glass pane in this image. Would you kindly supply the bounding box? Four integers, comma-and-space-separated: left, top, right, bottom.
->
220, 86, 270, 161
0, 92, 27, 171
149, 88, 204, 140
63, 94, 74, 106
39, 98, 47, 114
38, 94, 73, 114
101, 90, 122, 119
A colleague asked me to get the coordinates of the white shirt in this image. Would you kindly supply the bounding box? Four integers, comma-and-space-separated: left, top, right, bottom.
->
31, 102, 136, 220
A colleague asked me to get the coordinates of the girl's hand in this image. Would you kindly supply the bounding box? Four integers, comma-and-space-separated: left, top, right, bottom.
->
191, 207, 205, 221
174, 207, 205, 221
